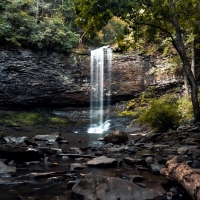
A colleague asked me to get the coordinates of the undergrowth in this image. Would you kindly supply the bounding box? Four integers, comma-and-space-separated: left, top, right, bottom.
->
118, 86, 195, 132
0, 112, 45, 126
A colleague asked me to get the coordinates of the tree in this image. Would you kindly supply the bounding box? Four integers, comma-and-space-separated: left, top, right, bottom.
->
74, 0, 200, 122
0, 0, 79, 51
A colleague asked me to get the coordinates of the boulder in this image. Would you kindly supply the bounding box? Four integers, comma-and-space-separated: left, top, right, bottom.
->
104, 130, 128, 144
72, 174, 163, 200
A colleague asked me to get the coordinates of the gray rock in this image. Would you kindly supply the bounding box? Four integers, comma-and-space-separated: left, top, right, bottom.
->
33, 135, 58, 142
87, 156, 117, 167
145, 156, 154, 165
107, 147, 125, 153
150, 163, 163, 174
123, 157, 144, 165
177, 146, 189, 155
70, 163, 85, 170
162, 148, 178, 156
4, 136, 28, 144
72, 174, 163, 200
0, 49, 181, 107
190, 147, 200, 158
0, 161, 16, 174
104, 130, 128, 144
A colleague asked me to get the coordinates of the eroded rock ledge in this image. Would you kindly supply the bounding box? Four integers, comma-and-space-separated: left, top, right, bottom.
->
0, 48, 183, 107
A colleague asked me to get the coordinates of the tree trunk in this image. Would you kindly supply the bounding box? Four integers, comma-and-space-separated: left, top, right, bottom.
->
191, 39, 195, 77
184, 72, 189, 95
160, 156, 200, 200
168, 0, 200, 122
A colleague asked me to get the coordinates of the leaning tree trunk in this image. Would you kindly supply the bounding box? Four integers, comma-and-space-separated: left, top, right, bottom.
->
160, 156, 200, 200
168, 0, 200, 122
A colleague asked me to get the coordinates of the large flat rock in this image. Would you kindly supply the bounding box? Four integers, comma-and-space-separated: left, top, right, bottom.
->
87, 156, 117, 167
72, 174, 163, 200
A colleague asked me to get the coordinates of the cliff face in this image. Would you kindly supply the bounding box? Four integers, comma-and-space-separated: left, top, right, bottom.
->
0, 48, 182, 107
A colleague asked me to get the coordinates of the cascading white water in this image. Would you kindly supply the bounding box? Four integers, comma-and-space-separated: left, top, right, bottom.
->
87, 46, 112, 134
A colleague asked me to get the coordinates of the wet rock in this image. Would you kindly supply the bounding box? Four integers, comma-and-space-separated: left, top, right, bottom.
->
0, 179, 25, 185
107, 147, 125, 153
190, 147, 200, 158
46, 176, 64, 183
126, 146, 136, 153
134, 142, 145, 148
123, 157, 145, 165
56, 154, 94, 159
146, 133, 162, 141
150, 163, 163, 174
69, 147, 82, 154
162, 148, 178, 156
67, 180, 76, 189
104, 130, 128, 144
72, 174, 163, 200
145, 156, 154, 165
142, 153, 155, 158
0, 144, 44, 162
102, 143, 113, 148
58, 140, 69, 144
97, 138, 104, 141
177, 146, 189, 155
33, 135, 58, 142
25, 161, 40, 166
0, 161, 16, 174
136, 165, 149, 171
128, 174, 145, 182
24, 139, 38, 146
4, 136, 28, 144
25, 171, 71, 179
39, 147, 62, 155
87, 156, 117, 167
70, 163, 85, 170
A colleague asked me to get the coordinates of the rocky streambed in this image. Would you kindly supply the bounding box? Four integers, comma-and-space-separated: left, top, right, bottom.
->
0, 124, 199, 200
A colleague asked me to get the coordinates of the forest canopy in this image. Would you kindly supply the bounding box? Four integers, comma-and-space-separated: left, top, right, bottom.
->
0, 0, 79, 51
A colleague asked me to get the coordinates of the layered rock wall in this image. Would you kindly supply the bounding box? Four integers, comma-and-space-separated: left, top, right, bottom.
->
0, 48, 183, 107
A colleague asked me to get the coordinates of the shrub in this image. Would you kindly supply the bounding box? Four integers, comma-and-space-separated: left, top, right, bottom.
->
138, 96, 181, 132
177, 95, 193, 123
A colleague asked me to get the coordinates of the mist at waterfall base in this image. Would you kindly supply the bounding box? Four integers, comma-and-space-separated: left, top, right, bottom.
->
87, 46, 112, 134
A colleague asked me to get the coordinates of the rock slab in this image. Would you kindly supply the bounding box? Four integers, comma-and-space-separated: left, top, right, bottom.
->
87, 156, 117, 167
72, 174, 163, 200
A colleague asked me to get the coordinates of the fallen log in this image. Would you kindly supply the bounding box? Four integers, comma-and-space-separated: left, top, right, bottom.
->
160, 155, 200, 200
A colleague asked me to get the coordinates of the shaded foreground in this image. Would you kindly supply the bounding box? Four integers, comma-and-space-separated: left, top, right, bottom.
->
0, 123, 199, 200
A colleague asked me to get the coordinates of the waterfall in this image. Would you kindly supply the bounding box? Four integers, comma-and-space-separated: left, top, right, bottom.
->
87, 46, 112, 134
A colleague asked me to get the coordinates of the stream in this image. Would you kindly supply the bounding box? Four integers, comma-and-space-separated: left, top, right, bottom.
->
0, 107, 192, 200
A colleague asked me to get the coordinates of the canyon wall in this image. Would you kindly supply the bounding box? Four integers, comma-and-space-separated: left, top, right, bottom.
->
0, 48, 183, 107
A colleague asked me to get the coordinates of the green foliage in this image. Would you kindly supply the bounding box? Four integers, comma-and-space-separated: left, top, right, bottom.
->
0, 0, 79, 51
138, 95, 181, 132
1, 112, 45, 126
49, 116, 71, 124
178, 96, 193, 123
